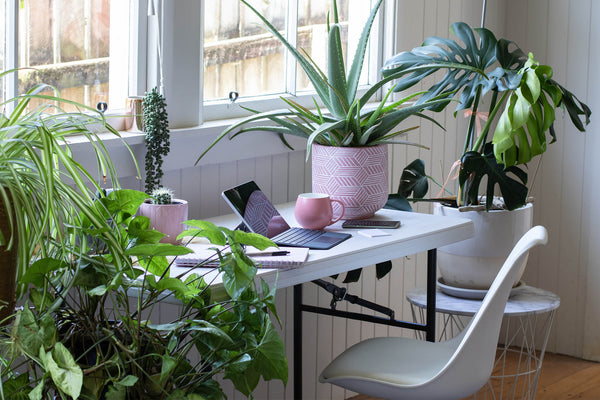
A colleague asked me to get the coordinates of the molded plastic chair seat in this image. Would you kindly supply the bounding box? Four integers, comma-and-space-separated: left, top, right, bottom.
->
319, 226, 548, 400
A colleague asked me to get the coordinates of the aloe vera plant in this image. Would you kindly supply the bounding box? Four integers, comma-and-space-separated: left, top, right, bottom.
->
196, 0, 451, 164
384, 22, 591, 210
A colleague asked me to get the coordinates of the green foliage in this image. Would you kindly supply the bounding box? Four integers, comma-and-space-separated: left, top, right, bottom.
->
151, 187, 174, 205
1, 189, 287, 399
196, 0, 451, 164
143, 87, 170, 194
0, 68, 138, 297
384, 22, 591, 210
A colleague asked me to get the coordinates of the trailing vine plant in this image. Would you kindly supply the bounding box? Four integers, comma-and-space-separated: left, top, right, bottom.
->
143, 87, 170, 194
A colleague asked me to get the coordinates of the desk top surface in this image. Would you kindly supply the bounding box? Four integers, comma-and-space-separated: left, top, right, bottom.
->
170, 203, 474, 289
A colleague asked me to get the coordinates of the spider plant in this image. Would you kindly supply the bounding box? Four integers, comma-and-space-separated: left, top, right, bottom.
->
383, 22, 591, 210
196, 0, 453, 164
0, 70, 138, 316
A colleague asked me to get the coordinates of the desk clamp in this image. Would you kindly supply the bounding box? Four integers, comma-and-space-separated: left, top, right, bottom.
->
312, 279, 395, 320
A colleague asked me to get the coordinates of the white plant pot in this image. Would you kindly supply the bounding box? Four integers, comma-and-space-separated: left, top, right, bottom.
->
433, 202, 533, 290
138, 199, 188, 244
311, 143, 388, 219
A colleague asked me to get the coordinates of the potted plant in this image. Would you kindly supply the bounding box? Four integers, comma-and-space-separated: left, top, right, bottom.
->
0, 71, 136, 323
195, 0, 451, 219
139, 187, 189, 244
0, 189, 287, 399
138, 87, 188, 243
383, 22, 591, 290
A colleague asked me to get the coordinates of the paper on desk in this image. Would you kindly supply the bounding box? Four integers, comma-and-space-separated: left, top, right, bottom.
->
175, 243, 308, 269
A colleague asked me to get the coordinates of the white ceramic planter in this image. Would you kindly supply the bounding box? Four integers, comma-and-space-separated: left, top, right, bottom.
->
311, 143, 388, 220
433, 202, 533, 290
138, 199, 188, 244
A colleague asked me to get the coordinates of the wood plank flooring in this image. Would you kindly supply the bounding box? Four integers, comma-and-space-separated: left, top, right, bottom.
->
349, 352, 600, 400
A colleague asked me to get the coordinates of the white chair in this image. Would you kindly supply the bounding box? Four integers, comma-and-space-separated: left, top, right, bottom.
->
319, 226, 548, 400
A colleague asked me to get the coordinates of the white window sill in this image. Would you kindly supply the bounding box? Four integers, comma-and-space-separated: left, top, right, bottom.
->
68, 117, 308, 180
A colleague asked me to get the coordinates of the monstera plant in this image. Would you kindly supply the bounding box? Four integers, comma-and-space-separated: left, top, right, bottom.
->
384, 22, 591, 210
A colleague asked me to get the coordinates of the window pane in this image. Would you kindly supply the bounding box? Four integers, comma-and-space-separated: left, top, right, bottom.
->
0, 2, 5, 102
17, 0, 126, 112
297, 0, 371, 93
204, 0, 287, 102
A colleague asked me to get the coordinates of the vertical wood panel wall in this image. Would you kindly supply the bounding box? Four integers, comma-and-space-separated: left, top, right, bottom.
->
120, 1, 598, 398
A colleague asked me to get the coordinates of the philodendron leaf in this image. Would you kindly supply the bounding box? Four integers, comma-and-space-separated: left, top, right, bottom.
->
253, 318, 288, 383
125, 243, 193, 257
220, 254, 257, 299
459, 144, 528, 211
21, 258, 67, 287
41, 342, 83, 399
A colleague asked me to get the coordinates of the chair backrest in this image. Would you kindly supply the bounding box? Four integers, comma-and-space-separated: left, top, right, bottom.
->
432, 226, 548, 395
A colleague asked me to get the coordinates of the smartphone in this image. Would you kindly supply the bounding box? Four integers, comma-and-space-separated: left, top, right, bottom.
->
342, 219, 401, 229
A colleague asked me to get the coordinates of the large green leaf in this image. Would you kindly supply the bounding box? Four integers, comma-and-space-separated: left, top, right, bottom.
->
41, 342, 83, 399
459, 144, 528, 210
383, 22, 498, 111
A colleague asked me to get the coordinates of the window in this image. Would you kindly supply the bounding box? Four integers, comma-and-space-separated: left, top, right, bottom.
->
201, 0, 383, 121
3, 0, 391, 129
1, 0, 129, 113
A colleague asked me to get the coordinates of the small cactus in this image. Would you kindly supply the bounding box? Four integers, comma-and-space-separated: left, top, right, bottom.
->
151, 187, 174, 205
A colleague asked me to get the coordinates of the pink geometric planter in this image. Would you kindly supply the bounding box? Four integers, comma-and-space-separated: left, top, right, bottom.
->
311, 144, 388, 219
138, 199, 188, 244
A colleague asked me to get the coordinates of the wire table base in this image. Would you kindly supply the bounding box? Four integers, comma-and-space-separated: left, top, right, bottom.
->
408, 285, 560, 400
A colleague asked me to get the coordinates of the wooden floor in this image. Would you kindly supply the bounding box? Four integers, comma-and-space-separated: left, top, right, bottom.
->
349, 352, 600, 400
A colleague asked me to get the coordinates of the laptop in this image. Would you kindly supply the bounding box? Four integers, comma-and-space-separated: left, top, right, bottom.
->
222, 181, 351, 250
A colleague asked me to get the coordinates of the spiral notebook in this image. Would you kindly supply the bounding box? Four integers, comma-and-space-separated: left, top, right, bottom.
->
175, 243, 309, 269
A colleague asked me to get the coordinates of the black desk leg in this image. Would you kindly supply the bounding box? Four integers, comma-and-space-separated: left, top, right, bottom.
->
293, 284, 302, 400
426, 249, 437, 342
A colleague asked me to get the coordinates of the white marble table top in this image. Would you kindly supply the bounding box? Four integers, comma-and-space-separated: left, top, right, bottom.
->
406, 285, 561, 317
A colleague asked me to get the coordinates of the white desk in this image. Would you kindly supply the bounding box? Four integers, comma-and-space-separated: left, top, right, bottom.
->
204, 203, 474, 289
202, 203, 474, 399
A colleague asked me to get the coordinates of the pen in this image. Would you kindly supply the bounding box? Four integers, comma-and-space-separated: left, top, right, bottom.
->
246, 251, 290, 257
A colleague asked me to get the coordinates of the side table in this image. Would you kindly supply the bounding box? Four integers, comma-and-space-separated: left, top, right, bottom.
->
407, 285, 560, 400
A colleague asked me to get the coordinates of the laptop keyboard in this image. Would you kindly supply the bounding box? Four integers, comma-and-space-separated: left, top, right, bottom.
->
272, 227, 323, 246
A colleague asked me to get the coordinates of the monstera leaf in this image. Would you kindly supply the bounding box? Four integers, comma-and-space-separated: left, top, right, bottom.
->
459, 144, 528, 211
383, 22, 525, 111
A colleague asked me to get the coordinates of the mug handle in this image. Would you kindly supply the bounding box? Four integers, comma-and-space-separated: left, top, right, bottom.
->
329, 199, 345, 224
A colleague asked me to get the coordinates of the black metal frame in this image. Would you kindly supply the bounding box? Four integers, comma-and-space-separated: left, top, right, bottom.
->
293, 249, 437, 400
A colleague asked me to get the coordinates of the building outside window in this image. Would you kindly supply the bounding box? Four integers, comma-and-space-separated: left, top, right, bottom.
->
2, 0, 386, 126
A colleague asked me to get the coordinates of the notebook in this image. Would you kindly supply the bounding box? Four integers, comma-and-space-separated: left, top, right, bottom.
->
221, 181, 351, 250
175, 243, 309, 269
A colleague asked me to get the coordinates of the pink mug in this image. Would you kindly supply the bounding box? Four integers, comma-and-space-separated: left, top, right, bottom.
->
294, 193, 345, 230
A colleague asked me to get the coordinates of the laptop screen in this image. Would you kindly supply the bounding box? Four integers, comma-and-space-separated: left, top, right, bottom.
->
222, 181, 291, 238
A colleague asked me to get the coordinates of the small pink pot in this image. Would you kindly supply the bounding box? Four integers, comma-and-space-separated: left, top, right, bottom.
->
138, 199, 188, 244
311, 144, 388, 219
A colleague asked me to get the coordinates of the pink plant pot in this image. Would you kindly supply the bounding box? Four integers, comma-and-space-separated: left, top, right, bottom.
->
311, 144, 388, 219
138, 199, 188, 244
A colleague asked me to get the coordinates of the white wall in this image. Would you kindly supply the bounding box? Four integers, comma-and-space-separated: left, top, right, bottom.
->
111, 0, 598, 398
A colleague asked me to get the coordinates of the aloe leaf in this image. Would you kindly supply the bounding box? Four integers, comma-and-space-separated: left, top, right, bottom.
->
327, 24, 349, 118
346, 0, 385, 102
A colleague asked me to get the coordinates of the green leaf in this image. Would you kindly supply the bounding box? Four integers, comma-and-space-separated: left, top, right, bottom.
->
252, 318, 288, 383
342, 268, 362, 284
459, 144, 528, 210
29, 380, 44, 400
232, 230, 274, 250
20, 258, 67, 287
376, 261, 393, 280
220, 255, 257, 300
42, 342, 83, 399
397, 159, 429, 198
384, 194, 413, 212
116, 375, 138, 387
125, 243, 193, 257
